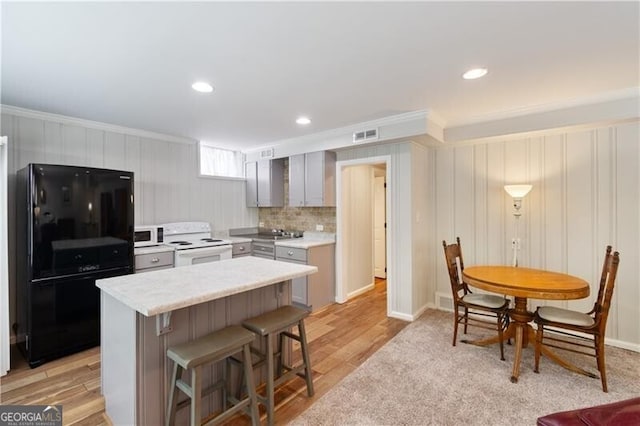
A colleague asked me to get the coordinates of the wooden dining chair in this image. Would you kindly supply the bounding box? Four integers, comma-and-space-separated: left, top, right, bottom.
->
533, 246, 620, 392
442, 238, 510, 360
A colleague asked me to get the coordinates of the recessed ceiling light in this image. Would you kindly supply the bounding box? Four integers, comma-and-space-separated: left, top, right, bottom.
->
462, 68, 488, 80
192, 81, 214, 93
296, 116, 311, 125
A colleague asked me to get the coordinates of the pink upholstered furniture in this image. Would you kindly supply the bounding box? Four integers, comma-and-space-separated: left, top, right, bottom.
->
536, 397, 640, 426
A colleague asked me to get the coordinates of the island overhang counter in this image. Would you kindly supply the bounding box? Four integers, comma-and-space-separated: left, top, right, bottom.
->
96, 256, 318, 426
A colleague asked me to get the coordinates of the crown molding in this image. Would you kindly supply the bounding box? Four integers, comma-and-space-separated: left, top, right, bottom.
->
446, 87, 640, 128
424, 108, 447, 129
444, 91, 640, 144
0, 104, 197, 145
245, 110, 430, 153
244, 109, 446, 160
246, 89, 640, 158
439, 117, 640, 150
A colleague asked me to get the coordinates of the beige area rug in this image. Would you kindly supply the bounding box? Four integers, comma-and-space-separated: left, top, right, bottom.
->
292, 309, 640, 425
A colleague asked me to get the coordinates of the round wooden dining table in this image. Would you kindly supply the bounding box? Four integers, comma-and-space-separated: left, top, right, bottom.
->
462, 266, 589, 383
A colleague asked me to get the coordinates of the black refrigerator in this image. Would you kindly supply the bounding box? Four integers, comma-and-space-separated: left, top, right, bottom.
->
16, 164, 134, 367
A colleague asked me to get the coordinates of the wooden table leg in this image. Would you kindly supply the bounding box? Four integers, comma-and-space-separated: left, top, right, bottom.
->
508, 297, 535, 383
461, 328, 512, 347
511, 323, 524, 383
538, 345, 598, 378
460, 297, 538, 383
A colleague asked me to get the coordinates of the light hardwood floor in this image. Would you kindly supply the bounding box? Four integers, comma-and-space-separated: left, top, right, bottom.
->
0, 279, 407, 425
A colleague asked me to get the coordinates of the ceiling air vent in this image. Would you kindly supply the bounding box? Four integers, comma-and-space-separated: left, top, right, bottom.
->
260, 148, 275, 159
352, 128, 378, 143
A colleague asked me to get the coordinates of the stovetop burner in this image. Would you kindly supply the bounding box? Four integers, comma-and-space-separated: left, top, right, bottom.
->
161, 222, 232, 251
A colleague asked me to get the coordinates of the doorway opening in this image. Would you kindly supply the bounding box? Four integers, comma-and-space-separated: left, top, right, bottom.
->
373, 165, 387, 280
335, 156, 391, 316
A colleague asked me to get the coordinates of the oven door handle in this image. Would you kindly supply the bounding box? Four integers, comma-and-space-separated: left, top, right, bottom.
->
176, 245, 232, 259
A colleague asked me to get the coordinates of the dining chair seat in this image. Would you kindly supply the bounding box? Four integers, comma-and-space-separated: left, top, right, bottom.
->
462, 293, 509, 309
442, 237, 510, 361
537, 306, 595, 327
534, 246, 620, 392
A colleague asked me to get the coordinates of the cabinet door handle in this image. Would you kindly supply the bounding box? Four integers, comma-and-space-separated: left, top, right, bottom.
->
288, 251, 294, 256
151, 257, 160, 263
239, 246, 245, 251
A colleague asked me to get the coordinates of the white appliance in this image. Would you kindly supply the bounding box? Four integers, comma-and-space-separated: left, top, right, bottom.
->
162, 222, 232, 267
134, 225, 164, 247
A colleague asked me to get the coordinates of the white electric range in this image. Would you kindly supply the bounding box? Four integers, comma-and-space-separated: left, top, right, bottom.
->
161, 222, 232, 267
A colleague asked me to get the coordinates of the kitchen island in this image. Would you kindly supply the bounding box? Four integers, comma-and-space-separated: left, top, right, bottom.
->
96, 256, 317, 426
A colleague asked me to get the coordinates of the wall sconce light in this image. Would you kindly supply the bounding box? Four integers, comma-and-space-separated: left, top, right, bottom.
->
504, 184, 532, 267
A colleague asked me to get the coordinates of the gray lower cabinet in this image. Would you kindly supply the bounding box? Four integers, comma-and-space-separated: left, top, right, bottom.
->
134, 250, 174, 273
231, 241, 252, 257
275, 244, 335, 311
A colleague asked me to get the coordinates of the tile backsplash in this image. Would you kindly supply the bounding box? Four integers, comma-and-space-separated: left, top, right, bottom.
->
259, 206, 336, 233
258, 158, 336, 233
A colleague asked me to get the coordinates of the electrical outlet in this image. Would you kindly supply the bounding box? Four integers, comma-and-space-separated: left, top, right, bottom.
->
512, 238, 521, 250
316, 224, 324, 231
259, 222, 264, 227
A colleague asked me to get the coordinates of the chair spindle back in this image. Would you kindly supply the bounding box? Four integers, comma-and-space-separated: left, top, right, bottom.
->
442, 237, 470, 302
594, 246, 620, 333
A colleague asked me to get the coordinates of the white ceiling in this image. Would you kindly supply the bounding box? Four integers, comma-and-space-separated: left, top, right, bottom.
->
1, 2, 639, 151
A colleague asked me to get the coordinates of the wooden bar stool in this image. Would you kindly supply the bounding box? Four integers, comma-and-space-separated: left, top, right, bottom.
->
166, 325, 260, 426
242, 305, 314, 426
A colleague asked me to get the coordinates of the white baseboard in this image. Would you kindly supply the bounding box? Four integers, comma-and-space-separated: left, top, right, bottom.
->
389, 303, 436, 322
347, 283, 375, 300
388, 311, 413, 322
604, 337, 640, 353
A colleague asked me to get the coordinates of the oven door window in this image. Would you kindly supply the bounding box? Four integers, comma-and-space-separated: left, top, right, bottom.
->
193, 254, 221, 264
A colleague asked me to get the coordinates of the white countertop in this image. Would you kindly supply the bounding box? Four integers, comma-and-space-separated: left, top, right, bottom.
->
134, 245, 175, 256
275, 238, 335, 249
96, 256, 317, 316
226, 236, 253, 243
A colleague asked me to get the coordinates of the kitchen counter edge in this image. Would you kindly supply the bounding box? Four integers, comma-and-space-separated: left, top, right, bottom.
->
96, 257, 317, 316
226, 236, 253, 243
134, 245, 175, 255
275, 239, 336, 249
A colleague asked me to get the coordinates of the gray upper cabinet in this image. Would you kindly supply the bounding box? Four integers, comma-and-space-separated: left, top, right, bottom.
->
288, 151, 336, 207
245, 161, 258, 207
245, 159, 284, 207
288, 154, 306, 207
